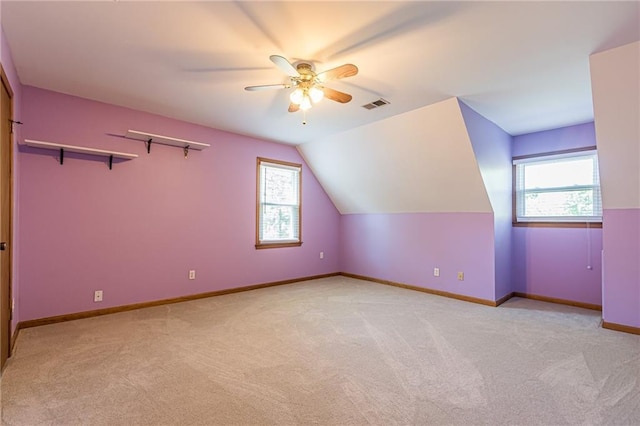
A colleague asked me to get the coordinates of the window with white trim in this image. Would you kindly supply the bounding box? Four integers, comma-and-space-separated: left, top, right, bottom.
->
513, 149, 602, 224
256, 157, 302, 248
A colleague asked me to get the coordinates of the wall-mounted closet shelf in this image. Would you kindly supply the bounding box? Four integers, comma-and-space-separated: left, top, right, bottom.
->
125, 130, 210, 158
23, 139, 138, 170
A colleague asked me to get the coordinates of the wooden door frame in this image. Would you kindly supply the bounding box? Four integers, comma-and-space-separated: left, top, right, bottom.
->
0, 63, 14, 371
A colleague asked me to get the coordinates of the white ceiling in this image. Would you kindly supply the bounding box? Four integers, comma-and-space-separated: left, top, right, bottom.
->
299, 98, 493, 214
2, 1, 638, 146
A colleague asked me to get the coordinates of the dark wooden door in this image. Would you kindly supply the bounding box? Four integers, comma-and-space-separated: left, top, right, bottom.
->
0, 66, 14, 371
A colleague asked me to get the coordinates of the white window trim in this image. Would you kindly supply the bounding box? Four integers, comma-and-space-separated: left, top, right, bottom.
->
513, 148, 602, 225
256, 157, 302, 249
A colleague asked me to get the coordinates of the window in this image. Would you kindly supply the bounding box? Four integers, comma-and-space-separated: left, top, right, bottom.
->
256, 157, 302, 248
513, 149, 602, 225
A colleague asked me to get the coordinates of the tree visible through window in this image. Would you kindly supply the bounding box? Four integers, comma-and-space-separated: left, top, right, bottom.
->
256, 158, 302, 248
514, 149, 602, 224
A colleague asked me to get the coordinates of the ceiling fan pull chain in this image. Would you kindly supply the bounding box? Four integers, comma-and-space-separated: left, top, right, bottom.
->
302, 110, 307, 125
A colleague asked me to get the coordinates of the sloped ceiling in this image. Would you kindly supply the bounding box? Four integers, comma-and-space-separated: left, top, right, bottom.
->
590, 41, 640, 210
1, 1, 638, 145
298, 97, 491, 214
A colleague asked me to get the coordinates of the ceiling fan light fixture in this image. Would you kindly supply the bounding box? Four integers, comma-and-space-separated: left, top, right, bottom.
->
290, 88, 304, 105
309, 86, 324, 103
300, 95, 312, 111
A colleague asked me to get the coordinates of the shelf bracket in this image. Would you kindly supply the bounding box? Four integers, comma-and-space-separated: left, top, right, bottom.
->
146, 138, 152, 154
108, 155, 114, 170
60, 148, 64, 165
184, 145, 190, 158
9, 120, 23, 134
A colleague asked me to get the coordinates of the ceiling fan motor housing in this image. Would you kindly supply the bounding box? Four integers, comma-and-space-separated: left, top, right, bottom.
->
295, 63, 316, 88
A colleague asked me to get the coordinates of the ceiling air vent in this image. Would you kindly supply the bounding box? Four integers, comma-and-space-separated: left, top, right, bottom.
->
362, 98, 390, 110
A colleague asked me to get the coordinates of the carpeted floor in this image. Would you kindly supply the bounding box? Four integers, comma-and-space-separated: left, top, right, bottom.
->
1, 276, 639, 425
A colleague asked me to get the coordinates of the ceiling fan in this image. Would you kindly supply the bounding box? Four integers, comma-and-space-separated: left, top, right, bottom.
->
245, 55, 358, 121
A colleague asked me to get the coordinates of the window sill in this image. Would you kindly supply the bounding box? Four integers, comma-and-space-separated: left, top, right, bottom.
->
513, 222, 602, 228
255, 241, 303, 249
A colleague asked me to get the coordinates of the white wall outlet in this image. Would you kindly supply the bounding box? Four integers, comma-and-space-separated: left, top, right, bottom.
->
320, 251, 324, 259
94, 290, 103, 302
457, 272, 464, 281
433, 267, 440, 277
189, 270, 196, 280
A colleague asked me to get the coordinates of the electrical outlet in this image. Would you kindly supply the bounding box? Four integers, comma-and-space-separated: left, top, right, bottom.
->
457, 272, 464, 281
320, 251, 324, 259
94, 290, 103, 302
433, 267, 440, 277
189, 270, 196, 280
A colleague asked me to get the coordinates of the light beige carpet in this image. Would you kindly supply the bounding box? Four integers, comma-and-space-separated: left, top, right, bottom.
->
1, 276, 639, 425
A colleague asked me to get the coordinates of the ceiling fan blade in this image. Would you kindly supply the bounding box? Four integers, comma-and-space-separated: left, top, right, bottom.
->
288, 103, 300, 113
244, 84, 290, 91
270, 55, 299, 77
316, 64, 358, 83
322, 87, 353, 103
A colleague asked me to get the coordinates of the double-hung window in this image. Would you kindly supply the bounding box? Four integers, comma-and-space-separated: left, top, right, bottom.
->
513, 149, 602, 225
256, 157, 302, 248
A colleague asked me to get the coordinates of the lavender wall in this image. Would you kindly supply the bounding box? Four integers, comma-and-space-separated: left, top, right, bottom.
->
340, 213, 496, 302
512, 122, 596, 156
18, 86, 340, 321
601, 209, 639, 326
512, 227, 603, 304
1, 26, 22, 334
459, 101, 513, 300
511, 123, 602, 305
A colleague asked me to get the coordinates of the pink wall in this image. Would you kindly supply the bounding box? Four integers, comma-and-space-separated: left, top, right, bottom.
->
511, 123, 602, 305
1, 26, 22, 334
601, 209, 639, 327
339, 213, 496, 302
18, 86, 340, 321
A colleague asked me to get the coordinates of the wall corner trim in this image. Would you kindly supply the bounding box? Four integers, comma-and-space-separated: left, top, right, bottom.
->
13, 274, 635, 359
602, 321, 640, 335
10, 324, 21, 354
340, 272, 498, 307
13, 272, 340, 335
495, 292, 514, 306
512, 292, 602, 311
